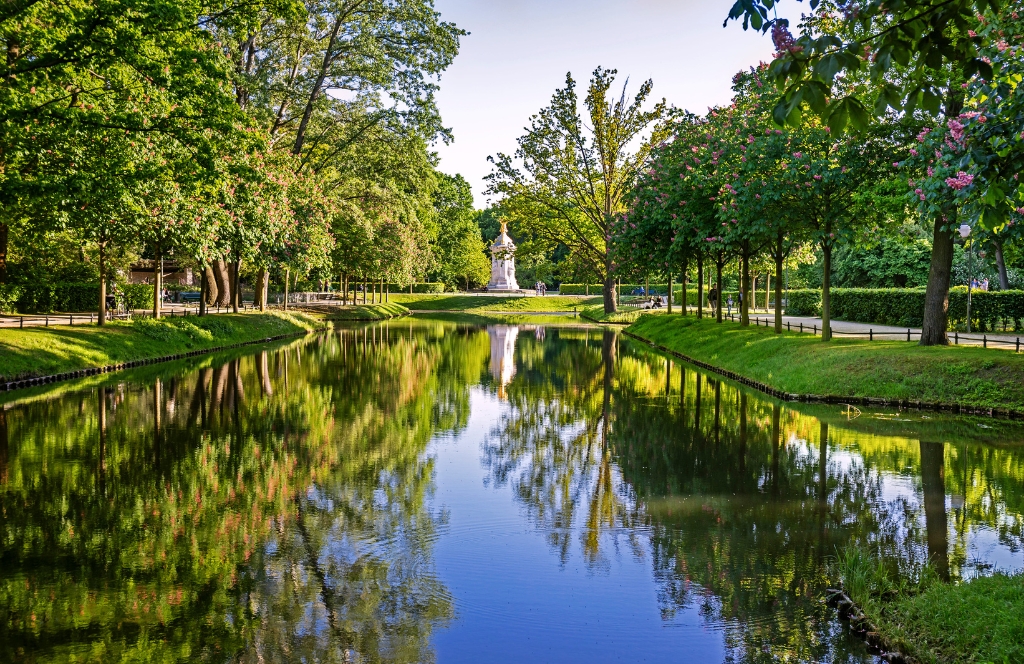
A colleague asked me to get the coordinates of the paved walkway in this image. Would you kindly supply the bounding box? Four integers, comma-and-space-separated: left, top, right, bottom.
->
730, 310, 1022, 350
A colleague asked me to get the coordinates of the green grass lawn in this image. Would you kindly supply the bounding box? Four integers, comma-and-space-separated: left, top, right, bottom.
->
0, 311, 322, 382
387, 293, 600, 312
835, 548, 1024, 664
320, 302, 409, 320
627, 314, 1024, 411
581, 304, 672, 324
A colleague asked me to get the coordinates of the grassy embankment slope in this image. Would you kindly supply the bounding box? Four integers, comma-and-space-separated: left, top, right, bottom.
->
317, 302, 409, 320
0, 311, 323, 382
627, 314, 1024, 411
836, 549, 1024, 664
388, 293, 600, 312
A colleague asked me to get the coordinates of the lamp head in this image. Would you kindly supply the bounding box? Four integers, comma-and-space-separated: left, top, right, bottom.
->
959, 224, 972, 238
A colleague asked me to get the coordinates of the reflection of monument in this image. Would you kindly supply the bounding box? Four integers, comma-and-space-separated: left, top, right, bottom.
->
488, 325, 519, 398
487, 221, 519, 291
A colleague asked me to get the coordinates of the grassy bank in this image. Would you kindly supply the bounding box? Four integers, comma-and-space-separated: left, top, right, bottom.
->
0, 311, 323, 382
835, 549, 1024, 663
626, 315, 1024, 411
320, 302, 409, 320
582, 304, 671, 324
388, 293, 600, 312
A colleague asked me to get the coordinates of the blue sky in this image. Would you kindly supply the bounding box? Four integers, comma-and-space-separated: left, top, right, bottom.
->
430, 0, 777, 206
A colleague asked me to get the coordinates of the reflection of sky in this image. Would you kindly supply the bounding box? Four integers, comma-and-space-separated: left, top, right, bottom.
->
429, 389, 727, 662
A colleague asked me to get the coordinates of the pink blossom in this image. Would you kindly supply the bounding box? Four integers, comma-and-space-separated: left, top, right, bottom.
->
793, 152, 803, 158
917, 128, 931, 143
947, 118, 965, 143
813, 174, 822, 180
945, 171, 974, 190
909, 148, 918, 157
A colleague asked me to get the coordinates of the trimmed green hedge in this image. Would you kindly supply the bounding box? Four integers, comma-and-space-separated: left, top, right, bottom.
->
388, 282, 446, 293
0, 282, 154, 313
784, 289, 822, 316
779, 287, 1024, 331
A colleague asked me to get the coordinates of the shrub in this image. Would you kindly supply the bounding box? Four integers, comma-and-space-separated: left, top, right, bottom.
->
121, 283, 155, 310
384, 282, 446, 293
0, 285, 22, 314
785, 289, 822, 316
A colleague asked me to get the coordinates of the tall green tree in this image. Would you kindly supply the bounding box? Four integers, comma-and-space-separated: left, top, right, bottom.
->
488, 67, 668, 313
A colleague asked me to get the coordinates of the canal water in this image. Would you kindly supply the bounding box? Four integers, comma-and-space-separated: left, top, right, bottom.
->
2, 319, 1023, 663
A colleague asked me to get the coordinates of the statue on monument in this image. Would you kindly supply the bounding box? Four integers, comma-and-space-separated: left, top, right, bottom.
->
487, 220, 519, 291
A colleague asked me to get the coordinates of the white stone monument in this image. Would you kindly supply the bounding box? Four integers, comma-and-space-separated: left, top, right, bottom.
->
487, 221, 519, 291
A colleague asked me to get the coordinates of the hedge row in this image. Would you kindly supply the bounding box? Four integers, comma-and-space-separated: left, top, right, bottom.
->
0, 282, 154, 314
388, 282, 446, 293
780, 287, 1024, 331
341, 282, 446, 294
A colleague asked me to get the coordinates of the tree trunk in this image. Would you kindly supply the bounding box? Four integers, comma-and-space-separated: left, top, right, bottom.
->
774, 242, 784, 333
715, 258, 723, 323
230, 259, 240, 313
292, 16, 343, 156
199, 267, 208, 316
213, 259, 231, 307
920, 222, 954, 345
362, 277, 367, 304
667, 272, 672, 314
0, 223, 8, 283
995, 240, 1009, 290
602, 261, 617, 314
680, 261, 688, 316
255, 267, 269, 311
821, 242, 832, 341
740, 248, 750, 326
153, 242, 162, 320
98, 241, 107, 326
284, 267, 290, 311
696, 256, 704, 320
765, 272, 770, 310
204, 264, 218, 306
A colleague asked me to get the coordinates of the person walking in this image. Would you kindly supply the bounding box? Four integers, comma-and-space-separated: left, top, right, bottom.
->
727, 295, 734, 316
708, 286, 718, 317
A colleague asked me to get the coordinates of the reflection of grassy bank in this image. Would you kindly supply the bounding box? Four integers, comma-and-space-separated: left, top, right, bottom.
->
835, 549, 1024, 663
411, 311, 591, 326
390, 293, 599, 312
0, 311, 322, 382
628, 315, 1024, 412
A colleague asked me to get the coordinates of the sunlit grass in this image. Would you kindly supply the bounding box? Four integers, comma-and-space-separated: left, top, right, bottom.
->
388, 293, 600, 312
0, 311, 322, 382
833, 547, 1024, 664
322, 303, 409, 320
627, 315, 1024, 411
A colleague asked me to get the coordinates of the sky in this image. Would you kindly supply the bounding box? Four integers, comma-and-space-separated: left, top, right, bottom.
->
430, 0, 778, 207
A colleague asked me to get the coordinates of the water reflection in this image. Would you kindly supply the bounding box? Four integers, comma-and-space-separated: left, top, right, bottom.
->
1, 321, 1023, 663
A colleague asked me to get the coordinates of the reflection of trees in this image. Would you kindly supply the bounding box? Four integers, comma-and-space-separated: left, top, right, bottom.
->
482, 329, 644, 566
482, 331, 1024, 662
0, 322, 487, 663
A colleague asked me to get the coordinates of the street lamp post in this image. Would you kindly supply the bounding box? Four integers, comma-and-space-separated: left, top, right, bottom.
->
959, 224, 973, 333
